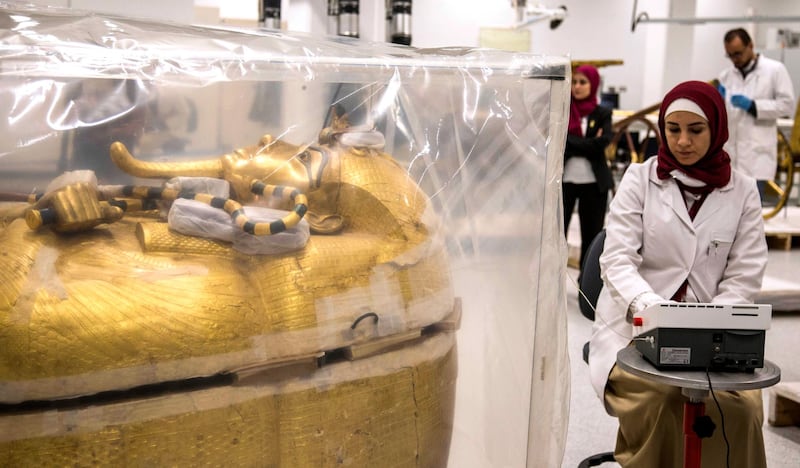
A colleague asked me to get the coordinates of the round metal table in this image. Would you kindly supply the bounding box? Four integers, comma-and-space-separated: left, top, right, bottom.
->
616, 346, 781, 468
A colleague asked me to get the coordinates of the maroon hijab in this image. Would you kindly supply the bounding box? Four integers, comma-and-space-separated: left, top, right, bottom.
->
568, 65, 600, 136
656, 81, 731, 188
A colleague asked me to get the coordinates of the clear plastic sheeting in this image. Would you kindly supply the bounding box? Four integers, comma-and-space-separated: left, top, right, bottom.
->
0, 3, 570, 467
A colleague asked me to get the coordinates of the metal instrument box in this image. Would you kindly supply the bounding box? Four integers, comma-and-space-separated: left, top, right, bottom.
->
633, 303, 771, 372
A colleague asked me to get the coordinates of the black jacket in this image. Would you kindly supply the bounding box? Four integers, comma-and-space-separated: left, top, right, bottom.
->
564, 105, 614, 192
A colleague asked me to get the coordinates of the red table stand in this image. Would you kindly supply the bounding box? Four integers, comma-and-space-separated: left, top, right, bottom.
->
681, 387, 718, 468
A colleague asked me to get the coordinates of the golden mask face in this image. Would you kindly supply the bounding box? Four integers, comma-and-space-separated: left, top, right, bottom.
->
249, 136, 325, 185
218, 135, 332, 202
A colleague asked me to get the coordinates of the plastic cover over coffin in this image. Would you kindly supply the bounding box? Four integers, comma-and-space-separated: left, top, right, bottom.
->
0, 3, 570, 467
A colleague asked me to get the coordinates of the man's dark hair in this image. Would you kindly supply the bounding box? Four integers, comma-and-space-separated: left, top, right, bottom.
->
724, 28, 752, 46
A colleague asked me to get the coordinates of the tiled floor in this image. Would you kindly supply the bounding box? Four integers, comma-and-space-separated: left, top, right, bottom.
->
561, 212, 800, 467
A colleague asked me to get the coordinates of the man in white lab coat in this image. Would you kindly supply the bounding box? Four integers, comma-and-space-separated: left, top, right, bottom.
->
717, 27, 795, 198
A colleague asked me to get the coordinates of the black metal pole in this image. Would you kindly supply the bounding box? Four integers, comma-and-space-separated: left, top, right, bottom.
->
338, 0, 359, 38
389, 0, 411, 45
258, 0, 281, 29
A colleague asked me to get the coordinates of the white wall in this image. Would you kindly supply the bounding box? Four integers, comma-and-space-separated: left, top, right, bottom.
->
419, 0, 800, 109
26, 0, 194, 23
523, 0, 656, 110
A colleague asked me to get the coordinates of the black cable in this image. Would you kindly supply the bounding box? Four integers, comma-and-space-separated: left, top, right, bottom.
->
706, 368, 731, 468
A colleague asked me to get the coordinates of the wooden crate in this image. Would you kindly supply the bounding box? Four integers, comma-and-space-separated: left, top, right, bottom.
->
766, 233, 799, 250
768, 382, 800, 426
764, 206, 800, 250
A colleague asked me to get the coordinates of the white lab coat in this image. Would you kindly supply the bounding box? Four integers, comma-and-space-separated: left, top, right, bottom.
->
718, 54, 796, 180
588, 158, 767, 410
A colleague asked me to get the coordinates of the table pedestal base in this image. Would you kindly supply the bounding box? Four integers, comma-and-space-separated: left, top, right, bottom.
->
681, 387, 712, 468
683, 400, 705, 468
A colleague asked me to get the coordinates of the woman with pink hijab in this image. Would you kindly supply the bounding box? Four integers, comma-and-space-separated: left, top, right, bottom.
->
563, 64, 614, 271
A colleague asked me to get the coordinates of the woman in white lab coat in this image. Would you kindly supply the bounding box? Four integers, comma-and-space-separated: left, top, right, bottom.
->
588, 80, 768, 468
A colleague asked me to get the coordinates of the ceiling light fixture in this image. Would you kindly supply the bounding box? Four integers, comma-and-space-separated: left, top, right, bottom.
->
511, 2, 568, 31
630, 0, 800, 32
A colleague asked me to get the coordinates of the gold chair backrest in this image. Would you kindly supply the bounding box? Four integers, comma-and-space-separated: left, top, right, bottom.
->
790, 98, 800, 157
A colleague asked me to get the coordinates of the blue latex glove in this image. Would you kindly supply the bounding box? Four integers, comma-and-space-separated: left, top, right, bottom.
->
731, 94, 753, 111
716, 83, 726, 99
